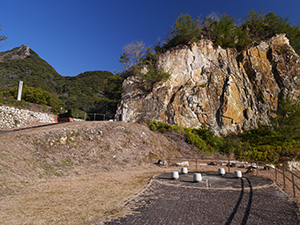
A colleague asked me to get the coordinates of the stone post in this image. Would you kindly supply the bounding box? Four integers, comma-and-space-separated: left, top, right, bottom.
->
17, 81, 23, 101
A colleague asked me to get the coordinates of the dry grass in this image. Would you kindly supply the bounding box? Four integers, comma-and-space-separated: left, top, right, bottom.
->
0, 154, 299, 224
0, 121, 200, 198
0, 121, 201, 224
0, 166, 173, 225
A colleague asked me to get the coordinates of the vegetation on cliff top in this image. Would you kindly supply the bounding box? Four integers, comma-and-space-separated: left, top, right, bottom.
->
120, 10, 300, 94
121, 10, 300, 76
158, 10, 300, 54
122, 10, 300, 65
120, 41, 171, 91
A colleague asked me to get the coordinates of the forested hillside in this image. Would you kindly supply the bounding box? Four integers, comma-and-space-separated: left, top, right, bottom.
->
0, 45, 124, 117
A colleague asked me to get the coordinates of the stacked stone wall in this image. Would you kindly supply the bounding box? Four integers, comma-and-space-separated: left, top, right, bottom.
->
0, 105, 56, 129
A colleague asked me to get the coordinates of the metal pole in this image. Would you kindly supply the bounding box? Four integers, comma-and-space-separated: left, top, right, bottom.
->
196, 158, 198, 171
94, 113, 96, 121
292, 173, 296, 198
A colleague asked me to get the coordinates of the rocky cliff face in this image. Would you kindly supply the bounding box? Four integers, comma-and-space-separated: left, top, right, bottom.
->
116, 34, 300, 136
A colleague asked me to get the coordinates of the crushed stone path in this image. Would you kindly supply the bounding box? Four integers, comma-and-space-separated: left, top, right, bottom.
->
104, 171, 300, 225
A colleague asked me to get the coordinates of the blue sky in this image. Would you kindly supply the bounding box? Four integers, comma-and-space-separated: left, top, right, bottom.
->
0, 0, 300, 76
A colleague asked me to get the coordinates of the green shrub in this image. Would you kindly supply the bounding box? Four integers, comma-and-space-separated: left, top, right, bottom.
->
193, 125, 223, 151
184, 128, 208, 151
147, 121, 157, 131
163, 13, 200, 50
237, 98, 300, 162
147, 121, 223, 153
133, 62, 171, 92
242, 145, 281, 163
147, 121, 171, 133
8, 85, 64, 113
171, 124, 182, 132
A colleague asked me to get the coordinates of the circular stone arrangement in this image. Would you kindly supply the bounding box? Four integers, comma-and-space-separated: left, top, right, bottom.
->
155, 171, 273, 189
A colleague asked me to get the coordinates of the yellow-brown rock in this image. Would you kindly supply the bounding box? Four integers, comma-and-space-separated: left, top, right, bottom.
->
116, 34, 300, 136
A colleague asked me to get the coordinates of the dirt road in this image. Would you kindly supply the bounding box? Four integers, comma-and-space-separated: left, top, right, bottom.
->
0, 123, 61, 136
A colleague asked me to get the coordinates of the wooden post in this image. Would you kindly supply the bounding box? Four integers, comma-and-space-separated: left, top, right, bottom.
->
292, 173, 296, 198
196, 158, 198, 171
275, 166, 277, 183
283, 165, 286, 189
256, 161, 259, 176
228, 159, 230, 173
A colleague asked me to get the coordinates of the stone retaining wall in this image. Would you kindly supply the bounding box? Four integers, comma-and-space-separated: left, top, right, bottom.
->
0, 105, 56, 129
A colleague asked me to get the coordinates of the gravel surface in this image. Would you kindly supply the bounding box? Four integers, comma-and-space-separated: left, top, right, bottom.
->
104, 172, 300, 225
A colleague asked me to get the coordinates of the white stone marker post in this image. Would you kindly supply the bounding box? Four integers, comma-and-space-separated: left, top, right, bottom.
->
17, 81, 23, 101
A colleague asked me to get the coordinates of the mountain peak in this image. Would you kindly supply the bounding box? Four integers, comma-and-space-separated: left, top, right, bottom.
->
0, 45, 31, 62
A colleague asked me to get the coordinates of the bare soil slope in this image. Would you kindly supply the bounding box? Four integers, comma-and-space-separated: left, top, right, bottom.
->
0, 121, 201, 224
0, 121, 199, 197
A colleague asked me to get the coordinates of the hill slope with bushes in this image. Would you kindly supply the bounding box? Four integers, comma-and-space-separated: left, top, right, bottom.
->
0, 45, 124, 116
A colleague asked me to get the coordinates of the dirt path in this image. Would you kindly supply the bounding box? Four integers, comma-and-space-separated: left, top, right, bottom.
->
0, 130, 10, 137
0, 123, 62, 135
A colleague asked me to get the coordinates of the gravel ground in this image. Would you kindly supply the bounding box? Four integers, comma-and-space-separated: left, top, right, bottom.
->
104, 172, 300, 225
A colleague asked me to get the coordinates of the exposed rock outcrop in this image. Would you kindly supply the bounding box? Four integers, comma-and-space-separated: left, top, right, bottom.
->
116, 34, 300, 136
0, 45, 31, 62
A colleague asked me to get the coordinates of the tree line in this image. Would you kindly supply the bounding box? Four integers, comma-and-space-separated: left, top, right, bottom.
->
120, 10, 300, 72
159, 10, 300, 53
119, 10, 300, 92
